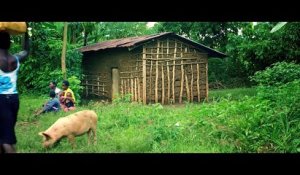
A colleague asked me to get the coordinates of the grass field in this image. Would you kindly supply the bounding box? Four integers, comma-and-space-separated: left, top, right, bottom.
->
209, 87, 256, 101
11, 79, 300, 154
15, 87, 259, 153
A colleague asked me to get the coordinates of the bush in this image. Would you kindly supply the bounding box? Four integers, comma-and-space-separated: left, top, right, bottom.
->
234, 80, 300, 152
251, 61, 300, 87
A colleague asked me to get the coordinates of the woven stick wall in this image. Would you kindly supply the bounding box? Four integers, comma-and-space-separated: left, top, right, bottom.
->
82, 71, 109, 99
120, 38, 208, 104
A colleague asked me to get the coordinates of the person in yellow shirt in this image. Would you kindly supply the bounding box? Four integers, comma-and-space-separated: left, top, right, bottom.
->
59, 80, 76, 112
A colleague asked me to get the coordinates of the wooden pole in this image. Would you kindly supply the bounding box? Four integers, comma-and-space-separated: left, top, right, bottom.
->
121, 79, 123, 98
131, 74, 134, 101
135, 61, 138, 102
206, 62, 209, 102
137, 77, 140, 102
197, 64, 200, 102
172, 41, 176, 103
167, 62, 170, 104
167, 39, 170, 104
102, 82, 104, 96
155, 41, 159, 103
125, 78, 127, 98
161, 64, 165, 104
185, 71, 190, 102
97, 76, 100, 96
124, 78, 127, 95
134, 77, 137, 102
102, 74, 107, 96
179, 44, 184, 104
142, 47, 147, 104
190, 64, 194, 102
149, 49, 153, 103
128, 79, 130, 97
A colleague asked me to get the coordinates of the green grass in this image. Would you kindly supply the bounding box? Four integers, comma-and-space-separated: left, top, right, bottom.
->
17, 99, 232, 153
209, 87, 256, 101
16, 90, 239, 153
14, 86, 299, 153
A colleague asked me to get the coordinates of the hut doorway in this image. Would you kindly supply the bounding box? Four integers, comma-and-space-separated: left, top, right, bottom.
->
112, 68, 120, 99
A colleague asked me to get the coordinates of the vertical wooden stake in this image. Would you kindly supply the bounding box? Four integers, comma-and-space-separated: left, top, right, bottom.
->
161, 64, 165, 104
155, 41, 159, 103
149, 49, 153, 103
135, 77, 137, 102
179, 44, 184, 104
97, 76, 100, 96
197, 64, 200, 102
128, 79, 130, 97
172, 41, 176, 103
137, 77, 140, 102
131, 75, 134, 101
190, 64, 194, 102
142, 47, 147, 104
124, 78, 127, 95
185, 71, 190, 102
121, 79, 123, 98
206, 62, 209, 102
167, 39, 170, 104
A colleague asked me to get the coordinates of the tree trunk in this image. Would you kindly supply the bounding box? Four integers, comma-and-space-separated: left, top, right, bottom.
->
61, 22, 68, 80
83, 30, 88, 46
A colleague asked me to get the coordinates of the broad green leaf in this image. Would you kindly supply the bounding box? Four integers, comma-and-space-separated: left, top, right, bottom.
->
270, 22, 287, 33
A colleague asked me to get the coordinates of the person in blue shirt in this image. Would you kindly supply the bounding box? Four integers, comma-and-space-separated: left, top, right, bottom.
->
34, 90, 61, 116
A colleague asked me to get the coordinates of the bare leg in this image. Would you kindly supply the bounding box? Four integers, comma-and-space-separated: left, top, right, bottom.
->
34, 109, 44, 117
2, 144, 16, 153
60, 104, 66, 110
68, 107, 76, 111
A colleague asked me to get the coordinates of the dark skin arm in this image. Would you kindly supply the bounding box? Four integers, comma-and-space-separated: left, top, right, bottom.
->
65, 92, 75, 104
14, 31, 30, 62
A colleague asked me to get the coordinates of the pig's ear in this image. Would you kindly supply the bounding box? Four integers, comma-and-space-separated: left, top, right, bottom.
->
39, 132, 52, 140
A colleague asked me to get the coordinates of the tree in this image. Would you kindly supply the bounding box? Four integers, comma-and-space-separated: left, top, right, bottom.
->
61, 22, 68, 80
226, 22, 300, 80
157, 22, 246, 52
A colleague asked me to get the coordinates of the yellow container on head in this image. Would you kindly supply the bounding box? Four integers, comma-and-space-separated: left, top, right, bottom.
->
0, 22, 27, 35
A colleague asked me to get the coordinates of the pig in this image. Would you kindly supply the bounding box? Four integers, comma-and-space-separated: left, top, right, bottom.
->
38, 110, 98, 148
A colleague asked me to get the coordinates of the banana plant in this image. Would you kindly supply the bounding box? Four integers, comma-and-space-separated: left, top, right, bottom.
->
270, 22, 287, 33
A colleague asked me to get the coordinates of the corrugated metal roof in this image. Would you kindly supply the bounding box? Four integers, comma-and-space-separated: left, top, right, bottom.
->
79, 32, 226, 58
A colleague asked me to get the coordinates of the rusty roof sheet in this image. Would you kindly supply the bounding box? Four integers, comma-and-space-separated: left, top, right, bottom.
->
79, 32, 171, 52
79, 32, 226, 58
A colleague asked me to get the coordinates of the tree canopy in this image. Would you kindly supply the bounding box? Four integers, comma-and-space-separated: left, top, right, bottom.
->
10, 22, 300, 95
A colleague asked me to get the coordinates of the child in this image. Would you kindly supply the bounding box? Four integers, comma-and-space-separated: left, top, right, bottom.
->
61, 92, 76, 112
60, 80, 76, 112
35, 90, 60, 116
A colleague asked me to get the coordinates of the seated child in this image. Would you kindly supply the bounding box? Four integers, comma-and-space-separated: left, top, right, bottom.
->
34, 90, 60, 116
60, 92, 76, 112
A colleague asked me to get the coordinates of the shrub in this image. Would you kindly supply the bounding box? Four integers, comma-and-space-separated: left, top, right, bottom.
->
251, 61, 300, 87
